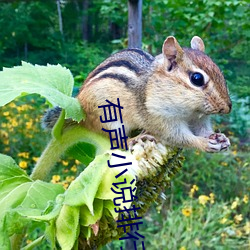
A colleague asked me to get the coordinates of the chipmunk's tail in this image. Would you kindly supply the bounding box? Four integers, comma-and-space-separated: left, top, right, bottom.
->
41, 106, 62, 130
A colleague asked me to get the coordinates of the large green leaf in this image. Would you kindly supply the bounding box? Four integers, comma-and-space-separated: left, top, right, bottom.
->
63, 153, 109, 213
20, 181, 64, 213
0, 154, 29, 181
0, 154, 65, 248
56, 205, 80, 250
65, 142, 96, 165
0, 62, 85, 122
0, 176, 31, 201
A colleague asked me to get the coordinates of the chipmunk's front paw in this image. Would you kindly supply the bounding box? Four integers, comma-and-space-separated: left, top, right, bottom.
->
206, 133, 230, 152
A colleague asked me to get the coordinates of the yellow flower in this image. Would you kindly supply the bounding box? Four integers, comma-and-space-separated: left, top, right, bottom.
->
232, 150, 237, 156
19, 161, 28, 169
234, 214, 243, 224
11, 119, 18, 127
221, 162, 228, 167
220, 217, 228, 224
4, 147, 10, 152
18, 152, 30, 159
179, 247, 186, 250
209, 193, 215, 204
0, 130, 8, 138
235, 157, 242, 163
51, 175, 61, 183
198, 195, 210, 206
231, 198, 240, 209
182, 207, 192, 217
221, 232, 227, 238
244, 221, 250, 234
70, 165, 77, 172
9, 102, 16, 108
32, 157, 39, 162
189, 184, 199, 197
17, 105, 30, 112
243, 195, 248, 204
3, 111, 9, 116
3, 138, 9, 145
236, 229, 243, 237
63, 182, 69, 189
75, 159, 81, 165
66, 176, 75, 182
62, 160, 69, 166
26, 121, 33, 129
26, 239, 32, 244
194, 238, 201, 247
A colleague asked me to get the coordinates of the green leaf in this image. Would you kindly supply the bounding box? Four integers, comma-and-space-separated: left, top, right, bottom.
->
0, 154, 65, 245
0, 154, 30, 181
0, 182, 33, 217
45, 220, 56, 249
3, 210, 32, 237
63, 153, 109, 213
64, 151, 137, 213
65, 142, 96, 165
20, 181, 64, 213
103, 200, 117, 219
0, 176, 31, 201
0, 62, 85, 122
56, 205, 80, 250
0, 231, 10, 250
26, 200, 63, 222
80, 226, 92, 240
79, 199, 103, 226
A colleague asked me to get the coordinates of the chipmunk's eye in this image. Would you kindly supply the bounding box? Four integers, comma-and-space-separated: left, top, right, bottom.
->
190, 72, 204, 87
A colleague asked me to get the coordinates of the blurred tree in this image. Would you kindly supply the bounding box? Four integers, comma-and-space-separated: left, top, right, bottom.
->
0, 0, 248, 97
128, 0, 142, 48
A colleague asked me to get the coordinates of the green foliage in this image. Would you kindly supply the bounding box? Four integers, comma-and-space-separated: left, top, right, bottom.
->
142, 0, 250, 99
61, 42, 110, 86
0, 154, 64, 249
142, 197, 249, 249
0, 62, 84, 121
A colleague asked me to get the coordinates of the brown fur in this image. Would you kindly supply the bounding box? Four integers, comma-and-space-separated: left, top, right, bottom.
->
77, 36, 231, 152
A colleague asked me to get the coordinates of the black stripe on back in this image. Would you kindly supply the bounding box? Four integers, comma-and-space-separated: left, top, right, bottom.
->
91, 60, 140, 79
96, 73, 130, 85
125, 48, 154, 62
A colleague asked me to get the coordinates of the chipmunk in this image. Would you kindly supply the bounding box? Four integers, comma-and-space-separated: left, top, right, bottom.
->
44, 36, 232, 153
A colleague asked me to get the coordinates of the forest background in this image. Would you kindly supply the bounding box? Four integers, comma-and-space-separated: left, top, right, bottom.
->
0, 0, 249, 249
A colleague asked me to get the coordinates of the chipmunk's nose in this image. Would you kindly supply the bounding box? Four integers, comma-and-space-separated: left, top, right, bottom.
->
219, 101, 232, 114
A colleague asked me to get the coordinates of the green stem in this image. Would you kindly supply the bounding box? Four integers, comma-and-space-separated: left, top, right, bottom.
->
30, 126, 110, 181
10, 232, 25, 250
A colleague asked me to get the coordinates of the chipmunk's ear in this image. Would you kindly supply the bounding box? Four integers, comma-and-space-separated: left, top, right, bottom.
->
162, 36, 184, 63
191, 36, 205, 52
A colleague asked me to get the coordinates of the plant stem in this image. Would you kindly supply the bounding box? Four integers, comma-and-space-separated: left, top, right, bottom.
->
30, 126, 110, 181
10, 232, 25, 250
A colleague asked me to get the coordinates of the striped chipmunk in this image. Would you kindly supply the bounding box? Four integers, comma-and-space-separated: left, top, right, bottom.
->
43, 36, 232, 153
